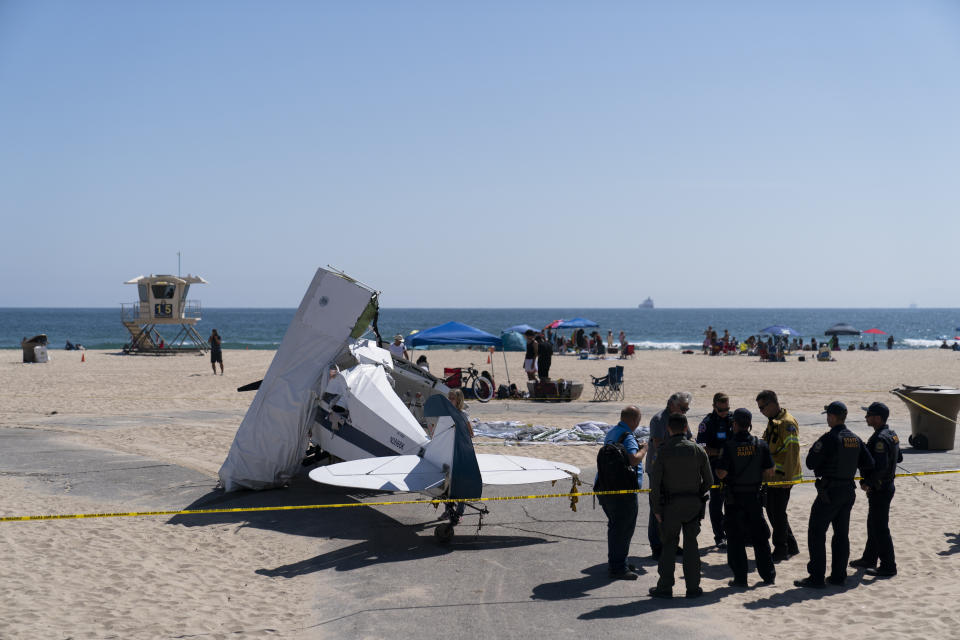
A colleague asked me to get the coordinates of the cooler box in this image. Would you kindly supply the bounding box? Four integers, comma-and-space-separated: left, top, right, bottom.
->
34, 346, 49, 363
893, 385, 960, 451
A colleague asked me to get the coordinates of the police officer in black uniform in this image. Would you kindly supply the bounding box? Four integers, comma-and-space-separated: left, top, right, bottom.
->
795, 401, 876, 588
850, 402, 902, 577
716, 408, 776, 586
696, 392, 734, 548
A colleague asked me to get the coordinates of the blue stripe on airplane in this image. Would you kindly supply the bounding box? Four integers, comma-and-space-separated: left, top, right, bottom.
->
315, 410, 397, 458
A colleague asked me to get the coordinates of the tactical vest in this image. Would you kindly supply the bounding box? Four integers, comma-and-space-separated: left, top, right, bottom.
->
725, 434, 764, 491
830, 427, 862, 480
876, 428, 901, 482
658, 437, 702, 494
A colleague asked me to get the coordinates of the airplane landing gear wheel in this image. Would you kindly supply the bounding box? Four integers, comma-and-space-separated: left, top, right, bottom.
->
434, 523, 455, 543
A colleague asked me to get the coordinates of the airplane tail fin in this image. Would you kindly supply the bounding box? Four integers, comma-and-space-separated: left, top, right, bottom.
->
422, 395, 482, 500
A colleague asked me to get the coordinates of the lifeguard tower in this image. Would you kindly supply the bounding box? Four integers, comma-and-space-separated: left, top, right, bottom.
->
121, 274, 208, 354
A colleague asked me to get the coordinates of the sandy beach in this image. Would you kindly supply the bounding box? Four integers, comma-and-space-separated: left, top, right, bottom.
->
2, 346, 959, 638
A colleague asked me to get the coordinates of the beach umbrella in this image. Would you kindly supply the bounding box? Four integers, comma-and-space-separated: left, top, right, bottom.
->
557, 317, 599, 328
505, 323, 537, 334
863, 328, 887, 335
759, 325, 800, 336
543, 319, 564, 330
824, 323, 860, 336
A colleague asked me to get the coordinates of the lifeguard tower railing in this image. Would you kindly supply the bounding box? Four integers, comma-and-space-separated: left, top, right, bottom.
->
120, 300, 206, 354
121, 301, 202, 324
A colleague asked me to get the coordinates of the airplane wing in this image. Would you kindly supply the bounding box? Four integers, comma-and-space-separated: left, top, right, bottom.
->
476, 454, 579, 485
308, 455, 444, 492
308, 453, 579, 492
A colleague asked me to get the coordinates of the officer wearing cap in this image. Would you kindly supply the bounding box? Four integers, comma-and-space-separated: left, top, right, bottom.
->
795, 401, 876, 588
648, 412, 713, 599
716, 408, 776, 587
696, 392, 734, 548
850, 402, 902, 577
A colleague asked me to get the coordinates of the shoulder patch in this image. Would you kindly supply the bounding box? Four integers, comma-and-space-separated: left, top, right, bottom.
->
812, 441, 823, 452
785, 424, 796, 433
698, 423, 706, 434
891, 435, 899, 444
874, 441, 885, 452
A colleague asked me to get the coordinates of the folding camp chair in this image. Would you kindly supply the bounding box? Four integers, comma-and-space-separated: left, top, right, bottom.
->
591, 366, 617, 402
619, 344, 635, 359
608, 365, 625, 401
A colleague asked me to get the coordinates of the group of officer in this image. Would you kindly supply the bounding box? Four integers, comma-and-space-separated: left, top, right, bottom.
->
604, 389, 903, 598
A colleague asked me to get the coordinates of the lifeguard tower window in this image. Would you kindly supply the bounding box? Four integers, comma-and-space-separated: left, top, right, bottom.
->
152, 283, 177, 299
138, 284, 149, 303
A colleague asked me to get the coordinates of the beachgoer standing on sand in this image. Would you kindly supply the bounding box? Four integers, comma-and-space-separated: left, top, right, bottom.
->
756, 390, 801, 562
209, 329, 223, 375
850, 402, 902, 577
523, 330, 539, 381
795, 401, 875, 589
447, 388, 472, 437
388, 334, 409, 360
535, 332, 552, 381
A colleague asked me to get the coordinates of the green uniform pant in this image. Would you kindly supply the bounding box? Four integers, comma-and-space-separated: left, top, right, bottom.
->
656, 498, 702, 591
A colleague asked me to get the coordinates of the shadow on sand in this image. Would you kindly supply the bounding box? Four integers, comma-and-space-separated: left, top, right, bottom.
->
167, 476, 553, 575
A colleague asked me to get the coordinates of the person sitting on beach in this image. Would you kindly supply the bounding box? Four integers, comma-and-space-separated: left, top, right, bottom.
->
940, 340, 950, 349
416, 354, 430, 372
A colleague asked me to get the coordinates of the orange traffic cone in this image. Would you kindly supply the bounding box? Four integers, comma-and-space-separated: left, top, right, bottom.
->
81, 351, 85, 362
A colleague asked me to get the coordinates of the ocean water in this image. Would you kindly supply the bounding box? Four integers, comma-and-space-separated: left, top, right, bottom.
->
1, 307, 959, 351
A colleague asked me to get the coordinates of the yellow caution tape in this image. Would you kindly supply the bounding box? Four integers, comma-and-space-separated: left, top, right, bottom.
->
889, 389, 960, 426
3, 468, 959, 523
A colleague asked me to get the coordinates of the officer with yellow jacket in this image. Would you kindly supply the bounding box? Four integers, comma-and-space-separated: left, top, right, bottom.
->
756, 389, 802, 562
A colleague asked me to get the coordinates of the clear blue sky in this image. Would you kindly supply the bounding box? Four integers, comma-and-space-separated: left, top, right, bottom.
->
2, 1, 958, 308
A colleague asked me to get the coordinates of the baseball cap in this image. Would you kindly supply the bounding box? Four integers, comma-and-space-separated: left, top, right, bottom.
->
394, 334, 404, 342
732, 408, 752, 426
861, 402, 889, 420
822, 401, 847, 416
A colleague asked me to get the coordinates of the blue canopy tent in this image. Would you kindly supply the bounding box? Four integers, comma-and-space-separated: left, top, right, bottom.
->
407, 321, 502, 348
504, 323, 537, 334
500, 331, 526, 351
556, 317, 599, 328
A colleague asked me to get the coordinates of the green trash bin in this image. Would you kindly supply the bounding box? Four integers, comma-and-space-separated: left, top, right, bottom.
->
892, 385, 960, 451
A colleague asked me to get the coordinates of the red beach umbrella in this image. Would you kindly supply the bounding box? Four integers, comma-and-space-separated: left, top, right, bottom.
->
543, 319, 564, 330
863, 328, 887, 335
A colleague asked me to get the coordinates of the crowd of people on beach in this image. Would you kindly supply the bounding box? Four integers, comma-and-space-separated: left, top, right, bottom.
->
597, 391, 901, 598
702, 325, 896, 357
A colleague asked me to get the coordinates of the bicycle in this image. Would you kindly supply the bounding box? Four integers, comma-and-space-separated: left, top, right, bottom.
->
444, 363, 495, 403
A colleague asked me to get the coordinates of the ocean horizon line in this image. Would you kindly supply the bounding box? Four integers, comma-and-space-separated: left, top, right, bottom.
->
2, 306, 958, 311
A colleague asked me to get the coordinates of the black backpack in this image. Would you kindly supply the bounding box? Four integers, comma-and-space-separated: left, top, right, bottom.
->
596, 431, 639, 492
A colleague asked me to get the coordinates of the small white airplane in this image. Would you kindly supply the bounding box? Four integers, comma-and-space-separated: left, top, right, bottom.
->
219, 267, 579, 541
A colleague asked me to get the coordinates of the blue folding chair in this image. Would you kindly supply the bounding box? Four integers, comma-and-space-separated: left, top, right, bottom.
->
591, 366, 617, 402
